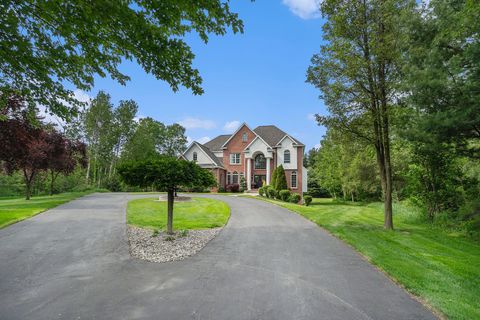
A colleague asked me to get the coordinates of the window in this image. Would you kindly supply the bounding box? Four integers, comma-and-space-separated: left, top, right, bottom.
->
227, 172, 232, 185
291, 171, 297, 188
254, 154, 266, 169
284, 150, 291, 164
242, 132, 248, 142
230, 153, 241, 164
193, 152, 197, 162
232, 171, 239, 184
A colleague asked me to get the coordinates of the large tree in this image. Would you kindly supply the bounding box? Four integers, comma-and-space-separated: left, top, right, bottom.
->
0, 1, 244, 119
307, 0, 412, 229
118, 157, 216, 234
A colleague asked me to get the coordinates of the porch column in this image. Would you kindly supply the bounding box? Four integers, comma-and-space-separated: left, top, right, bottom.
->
247, 158, 251, 190
266, 157, 271, 185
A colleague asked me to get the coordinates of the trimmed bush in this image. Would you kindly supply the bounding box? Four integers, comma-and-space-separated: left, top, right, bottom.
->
258, 186, 265, 197
279, 189, 291, 202
270, 167, 278, 190
226, 183, 240, 193
289, 193, 301, 203
267, 186, 277, 199
275, 165, 288, 191
304, 195, 313, 206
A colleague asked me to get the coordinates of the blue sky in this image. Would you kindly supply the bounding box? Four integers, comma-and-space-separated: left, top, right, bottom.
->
84, 0, 328, 150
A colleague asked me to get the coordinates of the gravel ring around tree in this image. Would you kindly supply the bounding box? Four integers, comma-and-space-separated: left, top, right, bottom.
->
127, 225, 222, 263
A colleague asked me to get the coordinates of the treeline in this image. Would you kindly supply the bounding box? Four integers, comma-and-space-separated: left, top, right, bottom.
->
305, 0, 479, 233
0, 91, 188, 197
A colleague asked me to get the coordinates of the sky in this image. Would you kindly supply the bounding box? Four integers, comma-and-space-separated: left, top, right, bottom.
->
81, 0, 328, 150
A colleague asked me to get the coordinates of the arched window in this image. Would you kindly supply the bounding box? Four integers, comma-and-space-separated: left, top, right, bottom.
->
242, 132, 248, 142
232, 171, 239, 184
193, 151, 198, 162
291, 171, 297, 188
254, 154, 266, 169
284, 150, 291, 164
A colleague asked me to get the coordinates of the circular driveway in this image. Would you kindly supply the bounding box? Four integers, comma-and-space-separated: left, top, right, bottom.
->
0, 193, 436, 320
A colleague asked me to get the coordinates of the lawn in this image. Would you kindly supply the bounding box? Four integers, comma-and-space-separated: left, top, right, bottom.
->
0, 192, 93, 228
127, 197, 230, 230
252, 197, 480, 320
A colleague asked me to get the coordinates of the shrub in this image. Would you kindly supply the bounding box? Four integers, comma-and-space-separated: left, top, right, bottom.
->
304, 195, 313, 206
275, 165, 288, 191
226, 183, 240, 193
267, 186, 277, 199
239, 176, 247, 192
279, 189, 291, 202
270, 168, 278, 190
218, 185, 226, 193
289, 193, 301, 203
258, 186, 265, 197
104, 176, 123, 192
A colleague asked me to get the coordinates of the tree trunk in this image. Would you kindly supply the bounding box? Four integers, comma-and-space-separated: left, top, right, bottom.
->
85, 158, 91, 184
167, 189, 175, 234
50, 170, 55, 196
23, 169, 35, 200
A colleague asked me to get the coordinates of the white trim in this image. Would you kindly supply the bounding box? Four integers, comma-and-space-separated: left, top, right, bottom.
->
221, 122, 257, 149
183, 141, 221, 168
275, 134, 304, 147
243, 135, 273, 151
291, 170, 298, 189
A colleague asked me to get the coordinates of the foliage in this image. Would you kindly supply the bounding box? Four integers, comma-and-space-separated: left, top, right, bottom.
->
270, 167, 278, 190
258, 186, 265, 197
127, 197, 230, 231
239, 176, 247, 192
226, 183, 240, 193
289, 193, 301, 203
266, 186, 277, 199
304, 195, 312, 206
0, 1, 244, 119
274, 165, 288, 191
278, 190, 291, 202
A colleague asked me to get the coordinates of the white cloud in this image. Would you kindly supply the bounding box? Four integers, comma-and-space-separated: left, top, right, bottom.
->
314, 143, 321, 149
282, 0, 321, 19
72, 89, 91, 104
179, 117, 216, 130
223, 120, 241, 132
39, 89, 92, 129
307, 113, 316, 121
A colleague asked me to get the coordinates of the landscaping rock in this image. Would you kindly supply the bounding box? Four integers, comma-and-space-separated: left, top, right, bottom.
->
127, 226, 221, 263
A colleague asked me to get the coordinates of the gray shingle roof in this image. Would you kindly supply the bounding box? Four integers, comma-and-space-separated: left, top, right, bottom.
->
196, 142, 224, 168
203, 134, 231, 151
253, 125, 303, 147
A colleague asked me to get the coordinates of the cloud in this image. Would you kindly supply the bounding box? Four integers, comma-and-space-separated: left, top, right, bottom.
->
223, 120, 241, 132
179, 117, 216, 130
282, 0, 321, 19
307, 113, 316, 121
39, 89, 92, 129
186, 136, 211, 145
314, 143, 321, 149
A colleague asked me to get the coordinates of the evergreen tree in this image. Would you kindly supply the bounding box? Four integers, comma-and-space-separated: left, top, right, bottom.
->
275, 165, 288, 191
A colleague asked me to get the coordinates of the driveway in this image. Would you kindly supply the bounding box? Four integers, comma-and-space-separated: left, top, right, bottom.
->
0, 193, 436, 320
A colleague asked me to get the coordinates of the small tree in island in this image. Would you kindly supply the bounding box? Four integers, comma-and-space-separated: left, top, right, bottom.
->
118, 157, 216, 234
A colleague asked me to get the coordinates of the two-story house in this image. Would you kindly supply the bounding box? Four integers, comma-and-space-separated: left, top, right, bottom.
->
182, 123, 308, 195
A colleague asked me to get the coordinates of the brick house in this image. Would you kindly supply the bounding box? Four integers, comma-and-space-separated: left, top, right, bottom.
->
181, 123, 308, 195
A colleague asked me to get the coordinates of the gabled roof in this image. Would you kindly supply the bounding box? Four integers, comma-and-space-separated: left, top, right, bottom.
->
196, 143, 225, 168
203, 134, 230, 151
220, 122, 255, 149
253, 125, 304, 147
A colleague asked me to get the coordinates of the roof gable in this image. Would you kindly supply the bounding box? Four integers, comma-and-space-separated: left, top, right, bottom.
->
253, 125, 304, 147
183, 142, 224, 168
203, 134, 231, 151
220, 122, 256, 149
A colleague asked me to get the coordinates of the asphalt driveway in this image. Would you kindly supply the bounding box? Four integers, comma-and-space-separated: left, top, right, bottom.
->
0, 193, 436, 320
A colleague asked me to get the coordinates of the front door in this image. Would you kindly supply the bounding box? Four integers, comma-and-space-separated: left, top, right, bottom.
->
253, 175, 266, 189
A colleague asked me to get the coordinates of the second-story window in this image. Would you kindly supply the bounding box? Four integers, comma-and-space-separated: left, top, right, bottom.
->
230, 153, 241, 164
193, 152, 198, 162
254, 154, 266, 169
242, 132, 247, 142
284, 150, 291, 164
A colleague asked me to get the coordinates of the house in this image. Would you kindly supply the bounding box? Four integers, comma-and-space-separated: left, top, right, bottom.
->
181, 123, 308, 195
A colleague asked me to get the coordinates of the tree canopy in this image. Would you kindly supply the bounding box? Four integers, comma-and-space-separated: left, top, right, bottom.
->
0, 1, 244, 119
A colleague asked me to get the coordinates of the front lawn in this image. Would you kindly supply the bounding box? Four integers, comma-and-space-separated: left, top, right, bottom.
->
0, 192, 93, 228
127, 197, 230, 230
253, 197, 480, 320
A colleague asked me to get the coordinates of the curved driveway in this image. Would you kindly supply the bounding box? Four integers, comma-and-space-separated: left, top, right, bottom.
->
0, 193, 436, 320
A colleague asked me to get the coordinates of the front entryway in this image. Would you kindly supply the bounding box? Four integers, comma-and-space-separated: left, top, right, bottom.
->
253, 175, 266, 188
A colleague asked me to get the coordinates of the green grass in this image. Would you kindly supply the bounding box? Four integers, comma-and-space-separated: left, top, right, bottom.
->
0, 192, 93, 228
127, 197, 230, 231
252, 197, 480, 320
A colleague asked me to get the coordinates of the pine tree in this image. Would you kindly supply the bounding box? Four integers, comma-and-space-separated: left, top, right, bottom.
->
275, 165, 288, 191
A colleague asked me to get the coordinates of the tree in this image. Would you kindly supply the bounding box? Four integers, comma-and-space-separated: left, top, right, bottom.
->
270, 167, 278, 189
45, 130, 88, 195
158, 124, 188, 157
307, 0, 412, 229
275, 165, 288, 191
118, 157, 216, 234
402, 0, 480, 159
0, 1, 244, 119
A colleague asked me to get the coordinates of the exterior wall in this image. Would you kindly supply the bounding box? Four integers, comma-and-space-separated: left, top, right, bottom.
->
282, 146, 304, 196
222, 124, 255, 182
207, 168, 226, 192
213, 151, 223, 158
276, 137, 298, 170
302, 166, 308, 193
184, 144, 215, 166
